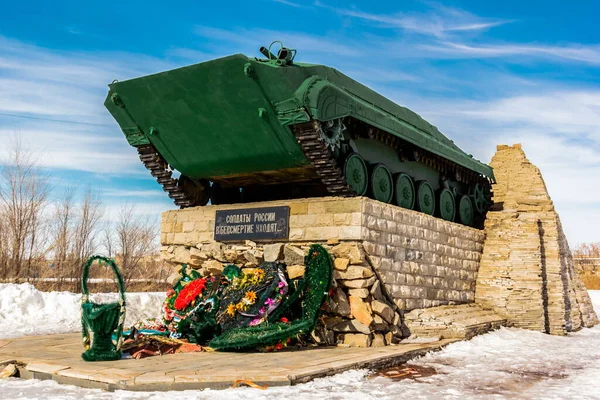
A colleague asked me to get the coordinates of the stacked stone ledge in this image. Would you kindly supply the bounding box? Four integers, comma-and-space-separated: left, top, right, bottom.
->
475, 144, 598, 334
161, 196, 502, 346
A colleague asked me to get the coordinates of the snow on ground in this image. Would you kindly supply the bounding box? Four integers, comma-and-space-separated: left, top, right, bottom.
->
0, 285, 599, 400
0, 283, 164, 339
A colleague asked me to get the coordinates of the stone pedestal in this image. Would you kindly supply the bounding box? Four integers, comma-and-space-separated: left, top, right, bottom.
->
160, 196, 487, 345
475, 144, 598, 334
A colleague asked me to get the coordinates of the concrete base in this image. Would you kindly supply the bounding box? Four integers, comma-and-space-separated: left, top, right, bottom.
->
405, 304, 507, 340
0, 334, 457, 391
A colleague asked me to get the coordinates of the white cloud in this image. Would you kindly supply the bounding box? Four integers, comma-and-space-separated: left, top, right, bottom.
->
0, 78, 101, 116
318, 2, 512, 39
102, 188, 167, 198
0, 35, 185, 177
420, 41, 600, 64
272, 0, 306, 8
101, 202, 170, 225
454, 91, 600, 142
408, 91, 600, 245
194, 26, 361, 57
0, 123, 145, 175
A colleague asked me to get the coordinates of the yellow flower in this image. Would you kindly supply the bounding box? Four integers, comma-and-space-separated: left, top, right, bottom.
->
245, 291, 257, 304
236, 302, 248, 311
226, 303, 236, 316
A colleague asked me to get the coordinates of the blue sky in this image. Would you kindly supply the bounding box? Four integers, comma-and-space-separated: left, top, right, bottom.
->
1, 0, 599, 244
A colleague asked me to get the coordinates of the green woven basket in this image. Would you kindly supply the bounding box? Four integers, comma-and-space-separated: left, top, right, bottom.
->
80, 256, 126, 362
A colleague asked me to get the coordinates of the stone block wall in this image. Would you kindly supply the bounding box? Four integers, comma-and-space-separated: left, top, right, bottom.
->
360, 201, 484, 310
161, 197, 486, 314
475, 144, 598, 334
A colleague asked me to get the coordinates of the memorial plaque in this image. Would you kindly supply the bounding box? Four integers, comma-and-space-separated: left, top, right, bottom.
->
214, 206, 290, 241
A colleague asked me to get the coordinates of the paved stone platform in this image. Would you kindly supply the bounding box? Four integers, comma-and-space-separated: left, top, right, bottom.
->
0, 333, 457, 391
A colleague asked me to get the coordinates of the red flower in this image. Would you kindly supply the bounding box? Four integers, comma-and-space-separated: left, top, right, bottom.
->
174, 278, 207, 310
280, 317, 289, 324
274, 342, 284, 351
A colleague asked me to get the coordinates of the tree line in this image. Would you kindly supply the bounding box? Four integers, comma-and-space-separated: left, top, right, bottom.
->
0, 138, 167, 291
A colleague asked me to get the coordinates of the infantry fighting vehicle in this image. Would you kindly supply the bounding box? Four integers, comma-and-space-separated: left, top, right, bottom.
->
104, 42, 494, 227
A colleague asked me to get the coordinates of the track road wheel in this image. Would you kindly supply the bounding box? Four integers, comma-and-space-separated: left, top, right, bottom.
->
370, 164, 393, 203
471, 183, 487, 214
394, 173, 415, 210
438, 188, 456, 222
344, 153, 368, 196
177, 176, 210, 206
458, 195, 474, 226
416, 181, 435, 216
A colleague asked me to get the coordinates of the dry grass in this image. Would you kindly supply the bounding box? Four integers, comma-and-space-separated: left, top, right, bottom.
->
1, 255, 172, 293
581, 274, 600, 290
2, 278, 169, 293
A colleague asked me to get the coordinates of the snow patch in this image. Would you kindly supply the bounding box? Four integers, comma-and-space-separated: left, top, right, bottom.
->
0, 286, 598, 399
0, 283, 164, 339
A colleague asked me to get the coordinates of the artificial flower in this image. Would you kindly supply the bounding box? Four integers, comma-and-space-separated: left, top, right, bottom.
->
280, 317, 289, 323
226, 303, 236, 316
264, 298, 276, 307
173, 278, 207, 310
244, 291, 257, 304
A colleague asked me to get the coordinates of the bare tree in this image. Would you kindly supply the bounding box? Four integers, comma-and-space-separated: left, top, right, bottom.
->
110, 205, 159, 283
50, 187, 76, 283
0, 138, 50, 278
102, 221, 115, 259
574, 242, 600, 258
71, 187, 104, 285
0, 207, 8, 278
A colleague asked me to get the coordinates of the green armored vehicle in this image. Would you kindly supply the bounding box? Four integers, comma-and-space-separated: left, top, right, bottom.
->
105, 42, 494, 227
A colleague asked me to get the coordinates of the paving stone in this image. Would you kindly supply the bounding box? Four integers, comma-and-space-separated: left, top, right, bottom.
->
0, 332, 458, 391
26, 362, 70, 374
